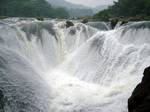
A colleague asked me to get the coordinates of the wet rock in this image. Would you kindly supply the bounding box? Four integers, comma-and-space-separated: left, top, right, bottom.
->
121, 20, 128, 26
110, 18, 119, 29
36, 17, 44, 21
81, 19, 88, 24
128, 66, 150, 112
0, 90, 5, 112
66, 21, 74, 28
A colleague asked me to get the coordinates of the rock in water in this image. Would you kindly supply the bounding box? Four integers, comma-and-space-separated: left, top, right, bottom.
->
128, 66, 150, 112
66, 21, 74, 28
81, 19, 88, 24
0, 90, 5, 112
110, 18, 119, 29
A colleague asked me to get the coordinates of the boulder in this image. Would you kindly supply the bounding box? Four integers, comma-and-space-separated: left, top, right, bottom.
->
110, 18, 119, 29
66, 21, 74, 28
81, 19, 88, 24
128, 66, 150, 112
36, 17, 44, 21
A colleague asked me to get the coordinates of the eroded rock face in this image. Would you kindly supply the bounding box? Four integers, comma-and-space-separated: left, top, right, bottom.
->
128, 66, 150, 112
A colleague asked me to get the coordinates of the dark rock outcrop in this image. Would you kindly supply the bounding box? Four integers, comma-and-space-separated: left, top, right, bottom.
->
128, 66, 150, 112
0, 90, 5, 112
66, 21, 74, 28
120, 20, 128, 26
110, 18, 119, 29
81, 19, 88, 24
36, 17, 44, 21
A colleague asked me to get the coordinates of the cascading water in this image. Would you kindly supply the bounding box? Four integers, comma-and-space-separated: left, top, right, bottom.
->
86, 22, 110, 31
0, 18, 150, 112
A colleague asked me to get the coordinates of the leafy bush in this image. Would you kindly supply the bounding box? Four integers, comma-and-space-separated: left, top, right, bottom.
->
93, 0, 150, 21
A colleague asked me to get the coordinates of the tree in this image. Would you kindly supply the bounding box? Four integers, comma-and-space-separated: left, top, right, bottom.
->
0, 0, 69, 18
93, 0, 150, 21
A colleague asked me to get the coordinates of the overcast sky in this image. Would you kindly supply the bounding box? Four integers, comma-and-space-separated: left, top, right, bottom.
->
65, 0, 117, 7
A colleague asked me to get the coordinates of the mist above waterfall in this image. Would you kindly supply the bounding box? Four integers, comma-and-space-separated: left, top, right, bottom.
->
0, 18, 150, 112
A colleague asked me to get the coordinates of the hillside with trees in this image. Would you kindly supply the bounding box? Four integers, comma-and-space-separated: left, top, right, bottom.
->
46, 0, 87, 9
68, 9, 93, 17
0, 0, 69, 18
46, 0, 93, 17
93, 0, 150, 21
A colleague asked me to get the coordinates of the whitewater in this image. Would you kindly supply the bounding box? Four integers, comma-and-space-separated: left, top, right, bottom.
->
0, 18, 150, 112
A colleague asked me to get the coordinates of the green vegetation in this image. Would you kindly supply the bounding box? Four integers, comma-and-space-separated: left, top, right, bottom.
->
36, 17, 44, 21
0, 16, 8, 19
0, 0, 69, 18
93, 0, 150, 21
68, 9, 93, 18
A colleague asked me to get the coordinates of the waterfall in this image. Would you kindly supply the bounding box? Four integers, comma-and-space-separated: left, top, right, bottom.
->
0, 19, 150, 112
86, 22, 110, 30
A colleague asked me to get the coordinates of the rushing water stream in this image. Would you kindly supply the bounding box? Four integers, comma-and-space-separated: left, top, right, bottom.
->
0, 18, 150, 112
